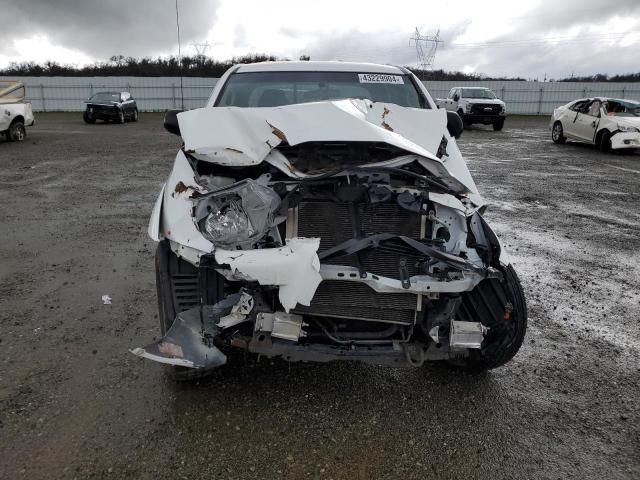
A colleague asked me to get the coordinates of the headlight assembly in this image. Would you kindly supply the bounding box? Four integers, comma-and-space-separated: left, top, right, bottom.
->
466, 103, 472, 112
194, 179, 281, 249
617, 124, 639, 133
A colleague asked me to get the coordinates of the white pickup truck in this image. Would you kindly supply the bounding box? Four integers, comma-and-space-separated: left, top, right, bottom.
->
1, 81, 35, 142
436, 87, 506, 130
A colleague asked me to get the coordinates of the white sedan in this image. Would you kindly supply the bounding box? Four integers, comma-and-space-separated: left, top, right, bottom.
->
550, 97, 640, 151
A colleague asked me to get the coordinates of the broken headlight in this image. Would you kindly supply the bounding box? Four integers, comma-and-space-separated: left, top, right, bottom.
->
195, 179, 281, 249
617, 124, 639, 133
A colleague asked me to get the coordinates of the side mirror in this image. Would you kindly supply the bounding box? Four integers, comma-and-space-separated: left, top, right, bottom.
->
446, 111, 463, 139
453, 95, 460, 102
164, 109, 182, 136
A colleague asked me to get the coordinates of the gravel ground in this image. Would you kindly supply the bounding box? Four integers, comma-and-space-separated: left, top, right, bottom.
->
0, 113, 638, 480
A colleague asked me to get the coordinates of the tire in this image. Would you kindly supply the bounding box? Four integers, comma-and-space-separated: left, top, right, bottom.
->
448, 265, 527, 372
459, 110, 471, 129
155, 240, 222, 381
551, 121, 566, 144
493, 119, 504, 131
7, 121, 26, 142
83, 112, 96, 124
598, 130, 611, 152
132, 109, 138, 122
117, 110, 125, 124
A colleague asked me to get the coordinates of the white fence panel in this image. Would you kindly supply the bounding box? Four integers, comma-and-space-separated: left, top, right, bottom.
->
423, 80, 640, 115
0, 76, 217, 111
2, 76, 639, 114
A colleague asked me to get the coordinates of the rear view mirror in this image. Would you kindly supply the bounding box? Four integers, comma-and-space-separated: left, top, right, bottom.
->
164, 109, 183, 136
446, 111, 463, 139
453, 94, 460, 102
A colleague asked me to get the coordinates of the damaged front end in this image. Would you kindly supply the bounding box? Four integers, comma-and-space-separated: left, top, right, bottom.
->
133, 99, 526, 374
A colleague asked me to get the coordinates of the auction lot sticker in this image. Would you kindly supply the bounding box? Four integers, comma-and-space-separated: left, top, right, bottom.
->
358, 73, 404, 84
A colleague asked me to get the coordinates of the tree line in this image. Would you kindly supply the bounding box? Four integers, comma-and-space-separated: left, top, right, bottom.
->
0, 55, 638, 82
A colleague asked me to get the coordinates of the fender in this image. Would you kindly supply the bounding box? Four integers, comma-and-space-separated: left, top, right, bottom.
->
147, 184, 165, 241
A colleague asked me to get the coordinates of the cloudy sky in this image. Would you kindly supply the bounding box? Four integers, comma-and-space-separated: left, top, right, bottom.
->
1, 0, 639, 78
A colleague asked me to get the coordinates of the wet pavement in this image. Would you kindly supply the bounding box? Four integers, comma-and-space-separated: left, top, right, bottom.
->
0, 114, 638, 479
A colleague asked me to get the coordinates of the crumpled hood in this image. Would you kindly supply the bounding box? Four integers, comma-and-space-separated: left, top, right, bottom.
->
613, 116, 640, 128
177, 99, 480, 198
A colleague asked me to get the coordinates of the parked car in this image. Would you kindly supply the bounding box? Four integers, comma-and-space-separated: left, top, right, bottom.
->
131, 61, 527, 379
83, 91, 138, 124
0, 80, 35, 142
550, 97, 640, 151
436, 87, 506, 130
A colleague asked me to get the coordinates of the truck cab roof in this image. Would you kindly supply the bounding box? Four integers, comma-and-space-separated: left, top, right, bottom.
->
234, 61, 406, 74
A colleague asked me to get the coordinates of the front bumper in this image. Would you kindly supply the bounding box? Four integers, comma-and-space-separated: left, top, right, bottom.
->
85, 107, 119, 120
132, 203, 506, 370
463, 113, 506, 124
611, 131, 640, 150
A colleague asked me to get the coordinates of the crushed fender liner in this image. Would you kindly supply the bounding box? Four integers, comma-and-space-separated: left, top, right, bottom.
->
130, 294, 244, 368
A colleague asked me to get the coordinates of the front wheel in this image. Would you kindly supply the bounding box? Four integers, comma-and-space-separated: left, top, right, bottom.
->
493, 119, 504, 131
8, 121, 26, 142
598, 130, 611, 152
117, 110, 125, 124
132, 109, 139, 122
459, 110, 471, 129
448, 265, 527, 372
552, 121, 566, 144
83, 112, 96, 124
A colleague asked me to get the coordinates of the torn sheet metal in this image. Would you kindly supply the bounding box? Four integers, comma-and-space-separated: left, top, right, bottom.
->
177, 99, 479, 196
217, 291, 254, 329
130, 294, 243, 369
160, 151, 214, 257
214, 237, 322, 312
177, 107, 284, 165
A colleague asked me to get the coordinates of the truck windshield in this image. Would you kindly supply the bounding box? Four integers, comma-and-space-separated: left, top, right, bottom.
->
462, 88, 497, 99
215, 71, 427, 109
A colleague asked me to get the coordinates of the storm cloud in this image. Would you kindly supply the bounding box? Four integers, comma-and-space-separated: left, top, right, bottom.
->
1, 0, 220, 59
300, 0, 640, 78
1, 0, 638, 78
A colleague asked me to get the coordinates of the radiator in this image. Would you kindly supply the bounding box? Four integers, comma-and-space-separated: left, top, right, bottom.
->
293, 200, 423, 324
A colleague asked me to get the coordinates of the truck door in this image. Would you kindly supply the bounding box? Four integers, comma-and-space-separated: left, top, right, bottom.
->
444, 88, 455, 110
454, 88, 461, 110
